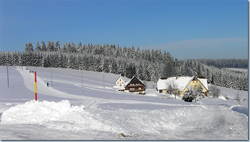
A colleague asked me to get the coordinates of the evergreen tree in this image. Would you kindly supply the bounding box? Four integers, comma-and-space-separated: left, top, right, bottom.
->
41, 41, 46, 51
77, 42, 83, 53
55, 41, 60, 52
35, 41, 41, 52
12, 52, 20, 66
0, 41, 248, 91
182, 89, 195, 102
25, 42, 34, 52
61, 43, 67, 52
46, 41, 55, 52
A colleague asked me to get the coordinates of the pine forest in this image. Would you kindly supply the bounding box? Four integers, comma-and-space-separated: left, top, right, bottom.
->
0, 41, 248, 91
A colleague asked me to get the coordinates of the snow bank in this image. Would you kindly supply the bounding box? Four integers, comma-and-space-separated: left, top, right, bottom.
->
1, 100, 85, 124
231, 106, 248, 116
1, 100, 118, 132
145, 93, 158, 97
218, 95, 227, 100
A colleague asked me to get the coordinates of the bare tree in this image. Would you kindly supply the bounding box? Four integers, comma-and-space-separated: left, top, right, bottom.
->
167, 85, 173, 94
172, 82, 179, 99
208, 85, 220, 98
166, 79, 179, 99
235, 91, 240, 105
197, 85, 204, 102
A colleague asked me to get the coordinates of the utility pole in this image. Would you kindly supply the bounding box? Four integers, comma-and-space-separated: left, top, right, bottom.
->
81, 69, 83, 88
103, 72, 105, 89
51, 67, 53, 86
81, 69, 84, 95
6, 65, 9, 88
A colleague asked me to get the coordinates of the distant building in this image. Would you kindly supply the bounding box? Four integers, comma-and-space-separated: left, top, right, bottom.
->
115, 76, 128, 87
157, 76, 208, 97
124, 76, 146, 95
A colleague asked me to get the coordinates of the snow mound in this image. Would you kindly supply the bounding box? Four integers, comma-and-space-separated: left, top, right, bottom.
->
231, 106, 248, 116
218, 96, 227, 100
1, 100, 117, 132
1, 100, 85, 124
145, 93, 158, 97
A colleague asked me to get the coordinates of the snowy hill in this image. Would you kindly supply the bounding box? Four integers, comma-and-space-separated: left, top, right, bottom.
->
0, 66, 248, 140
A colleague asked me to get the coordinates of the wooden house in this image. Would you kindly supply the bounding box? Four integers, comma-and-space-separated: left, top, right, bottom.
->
124, 76, 146, 95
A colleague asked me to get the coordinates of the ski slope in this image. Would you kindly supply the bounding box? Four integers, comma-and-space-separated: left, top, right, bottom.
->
0, 66, 248, 140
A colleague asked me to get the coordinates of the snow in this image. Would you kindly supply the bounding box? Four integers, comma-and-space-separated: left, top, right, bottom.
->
0, 66, 248, 140
115, 76, 129, 83
157, 76, 194, 91
225, 68, 248, 74
231, 105, 248, 116
157, 76, 209, 92
1, 100, 118, 132
197, 78, 208, 90
218, 95, 227, 100
2, 100, 83, 124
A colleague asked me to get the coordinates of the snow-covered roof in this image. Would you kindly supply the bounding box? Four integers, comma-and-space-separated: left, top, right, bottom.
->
157, 76, 194, 91
116, 76, 128, 83
197, 78, 208, 90
124, 79, 132, 87
157, 76, 209, 92
124, 76, 146, 87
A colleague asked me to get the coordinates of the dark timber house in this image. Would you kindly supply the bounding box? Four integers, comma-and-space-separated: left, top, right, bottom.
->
124, 76, 146, 95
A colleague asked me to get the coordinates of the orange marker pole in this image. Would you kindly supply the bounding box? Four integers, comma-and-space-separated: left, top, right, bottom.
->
34, 71, 37, 101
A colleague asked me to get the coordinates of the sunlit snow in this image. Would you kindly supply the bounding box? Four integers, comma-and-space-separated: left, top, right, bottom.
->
0, 66, 248, 140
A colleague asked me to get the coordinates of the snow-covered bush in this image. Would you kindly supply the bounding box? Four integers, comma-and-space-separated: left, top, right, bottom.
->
182, 90, 195, 102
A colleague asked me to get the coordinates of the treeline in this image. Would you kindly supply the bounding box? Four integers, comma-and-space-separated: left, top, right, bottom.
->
0, 41, 248, 91
194, 59, 248, 69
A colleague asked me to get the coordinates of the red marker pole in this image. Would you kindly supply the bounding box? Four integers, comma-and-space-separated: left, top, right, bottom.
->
34, 71, 37, 101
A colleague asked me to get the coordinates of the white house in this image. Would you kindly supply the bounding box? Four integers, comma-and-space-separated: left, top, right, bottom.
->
157, 76, 208, 97
115, 76, 128, 88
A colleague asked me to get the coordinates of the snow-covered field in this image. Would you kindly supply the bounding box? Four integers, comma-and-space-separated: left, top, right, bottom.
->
225, 68, 248, 74
0, 66, 248, 140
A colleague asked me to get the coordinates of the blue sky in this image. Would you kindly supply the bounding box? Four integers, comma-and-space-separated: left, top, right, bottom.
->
0, 0, 248, 59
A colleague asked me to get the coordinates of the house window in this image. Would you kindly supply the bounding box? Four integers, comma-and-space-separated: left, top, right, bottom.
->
129, 88, 135, 91
139, 87, 142, 90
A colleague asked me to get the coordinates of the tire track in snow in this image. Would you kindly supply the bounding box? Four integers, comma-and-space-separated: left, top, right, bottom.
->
39, 77, 202, 109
